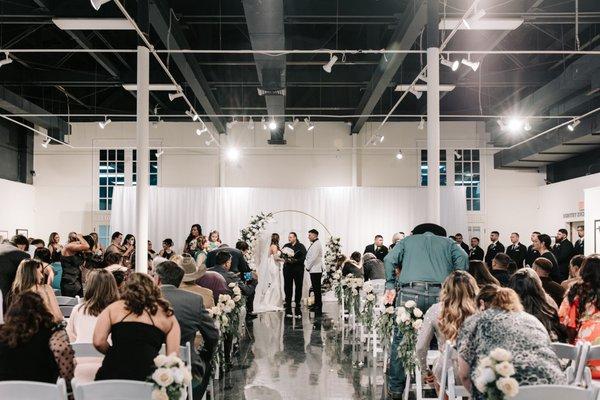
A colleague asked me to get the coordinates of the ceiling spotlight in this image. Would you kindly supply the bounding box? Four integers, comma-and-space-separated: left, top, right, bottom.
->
418, 117, 425, 130
226, 147, 241, 162
417, 73, 427, 83
261, 116, 267, 130
156, 149, 164, 158
454, 150, 462, 159
395, 150, 404, 160
247, 117, 254, 130
168, 91, 183, 101
507, 117, 523, 132
90, 0, 111, 10
409, 87, 423, 99
205, 137, 215, 146
99, 116, 111, 129
41, 137, 51, 148
268, 118, 277, 130
496, 119, 506, 130
461, 57, 479, 72
567, 119, 581, 131
323, 53, 338, 73
440, 56, 460, 71
304, 117, 315, 131
523, 120, 532, 131
185, 110, 200, 121
287, 117, 299, 130
196, 126, 208, 136
0, 52, 12, 67
467, 9, 487, 26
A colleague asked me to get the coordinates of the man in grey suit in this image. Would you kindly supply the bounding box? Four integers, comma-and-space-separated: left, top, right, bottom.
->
155, 261, 219, 399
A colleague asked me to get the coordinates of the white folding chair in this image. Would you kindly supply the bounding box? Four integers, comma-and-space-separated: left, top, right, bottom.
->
59, 305, 75, 318
512, 384, 599, 400
71, 342, 104, 358
159, 342, 193, 400
0, 378, 67, 400
550, 342, 585, 385
438, 341, 469, 400
55, 296, 78, 306
72, 380, 153, 400
369, 279, 386, 296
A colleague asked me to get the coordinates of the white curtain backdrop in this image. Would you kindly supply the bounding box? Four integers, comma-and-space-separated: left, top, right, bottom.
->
110, 186, 467, 254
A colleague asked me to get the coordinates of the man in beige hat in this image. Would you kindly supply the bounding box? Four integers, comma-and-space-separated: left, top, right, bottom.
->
178, 254, 215, 308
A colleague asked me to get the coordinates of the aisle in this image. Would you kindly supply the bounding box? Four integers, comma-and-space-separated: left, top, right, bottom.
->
212, 303, 386, 399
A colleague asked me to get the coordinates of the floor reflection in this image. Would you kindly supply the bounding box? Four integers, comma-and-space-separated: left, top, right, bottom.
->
214, 303, 385, 400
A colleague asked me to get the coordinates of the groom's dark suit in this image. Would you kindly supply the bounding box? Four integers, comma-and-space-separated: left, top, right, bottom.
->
282, 241, 307, 313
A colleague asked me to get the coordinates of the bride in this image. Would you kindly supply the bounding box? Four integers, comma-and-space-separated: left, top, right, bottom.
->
253, 233, 285, 313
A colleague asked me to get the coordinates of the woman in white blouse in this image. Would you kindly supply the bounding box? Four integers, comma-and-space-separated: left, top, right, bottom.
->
416, 270, 479, 388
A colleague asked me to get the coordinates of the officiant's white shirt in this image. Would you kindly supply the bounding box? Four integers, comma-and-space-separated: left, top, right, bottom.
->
305, 238, 324, 273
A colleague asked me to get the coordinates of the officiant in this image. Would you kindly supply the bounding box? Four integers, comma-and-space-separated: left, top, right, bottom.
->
282, 232, 307, 318
383, 223, 468, 399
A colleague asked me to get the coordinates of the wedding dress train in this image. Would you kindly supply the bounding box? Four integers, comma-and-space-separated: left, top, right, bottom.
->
253, 243, 285, 314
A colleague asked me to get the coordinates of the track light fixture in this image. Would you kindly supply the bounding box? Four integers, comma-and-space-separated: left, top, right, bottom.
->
323, 53, 338, 73
440, 55, 459, 72
454, 150, 462, 160
90, 0, 111, 11
465, 9, 486, 28
417, 73, 427, 83
185, 110, 200, 121
205, 137, 215, 146
395, 150, 404, 160
507, 117, 523, 133
460, 55, 479, 71
156, 149, 164, 158
418, 117, 425, 130
567, 119, 581, 131
496, 119, 506, 130
304, 117, 315, 131
0, 52, 12, 67
261, 116, 267, 130
287, 117, 299, 131
409, 87, 423, 99
196, 126, 208, 136
523, 120, 532, 131
99, 116, 111, 129
41, 137, 51, 148
268, 118, 277, 131
168, 91, 183, 102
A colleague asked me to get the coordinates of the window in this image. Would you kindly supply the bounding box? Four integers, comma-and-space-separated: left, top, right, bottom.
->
420, 149, 447, 186
132, 149, 159, 186
455, 149, 481, 211
98, 149, 125, 210
98, 224, 111, 248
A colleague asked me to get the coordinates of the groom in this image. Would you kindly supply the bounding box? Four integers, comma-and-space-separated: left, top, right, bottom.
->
305, 229, 324, 316
282, 232, 307, 318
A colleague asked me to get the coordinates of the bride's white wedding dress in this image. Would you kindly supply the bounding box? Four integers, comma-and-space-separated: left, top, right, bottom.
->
253, 243, 285, 313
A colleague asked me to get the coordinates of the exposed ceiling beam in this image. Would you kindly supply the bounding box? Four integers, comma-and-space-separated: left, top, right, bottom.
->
64, 30, 121, 78
149, 0, 226, 133
351, 0, 427, 134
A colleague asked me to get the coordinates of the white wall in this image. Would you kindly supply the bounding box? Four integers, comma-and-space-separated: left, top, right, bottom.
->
584, 186, 600, 255
0, 178, 36, 240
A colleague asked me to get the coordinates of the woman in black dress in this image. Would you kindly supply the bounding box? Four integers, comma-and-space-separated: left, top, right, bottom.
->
93, 273, 180, 381
60, 232, 90, 297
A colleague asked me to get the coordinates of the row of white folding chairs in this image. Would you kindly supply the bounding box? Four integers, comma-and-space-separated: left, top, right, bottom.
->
56, 295, 82, 318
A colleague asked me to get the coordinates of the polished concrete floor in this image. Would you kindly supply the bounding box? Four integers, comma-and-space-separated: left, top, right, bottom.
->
213, 303, 386, 400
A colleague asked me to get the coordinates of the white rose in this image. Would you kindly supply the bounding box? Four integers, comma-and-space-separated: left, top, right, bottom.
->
397, 310, 409, 323
223, 304, 233, 313
227, 299, 235, 309
479, 367, 496, 385
495, 361, 516, 377
352, 288, 358, 296
213, 307, 222, 316
152, 367, 174, 387
152, 388, 169, 400
362, 282, 373, 292
165, 354, 183, 367
474, 377, 487, 393
490, 348, 512, 362
234, 295, 242, 302
347, 273, 354, 278
496, 377, 519, 397
385, 306, 395, 314
222, 315, 229, 326
479, 356, 493, 368
182, 367, 192, 385
404, 300, 416, 309
413, 308, 423, 318
366, 293, 375, 302
233, 286, 241, 295
171, 367, 184, 384
228, 282, 236, 288
412, 319, 423, 330
154, 354, 169, 368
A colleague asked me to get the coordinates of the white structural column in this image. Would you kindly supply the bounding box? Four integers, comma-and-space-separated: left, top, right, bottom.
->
351, 134, 358, 187
426, 46, 441, 224
135, 45, 150, 273
219, 138, 225, 186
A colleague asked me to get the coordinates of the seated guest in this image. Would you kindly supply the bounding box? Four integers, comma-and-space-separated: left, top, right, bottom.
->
454, 233, 470, 254
208, 251, 256, 298
362, 253, 385, 281
532, 233, 560, 282
159, 238, 176, 260
389, 232, 405, 250
11, 259, 62, 322
457, 285, 566, 397
184, 224, 203, 257
155, 261, 219, 398
34, 247, 56, 287
195, 236, 209, 265
177, 254, 215, 308
533, 258, 566, 306
104, 252, 128, 290
509, 268, 566, 342
120, 234, 136, 267
61, 232, 90, 297
417, 271, 478, 386
559, 255, 600, 377
364, 235, 388, 262
207, 230, 222, 251
29, 238, 46, 258
0, 234, 30, 305
490, 253, 511, 287
342, 252, 364, 277
206, 243, 250, 273
468, 237, 484, 261
561, 254, 585, 291
468, 260, 500, 288
0, 291, 74, 384
195, 266, 230, 305
48, 232, 63, 263
93, 273, 181, 381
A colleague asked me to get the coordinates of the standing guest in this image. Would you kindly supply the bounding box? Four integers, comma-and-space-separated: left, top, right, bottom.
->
147, 240, 156, 258
506, 232, 527, 268
457, 285, 565, 398
561, 255, 585, 291
342, 252, 364, 278
533, 234, 561, 282
509, 268, 566, 342
61, 232, 90, 297
89, 233, 103, 256
104, 232, 124, 256
48, 232, 63, 263
205, 243, 250, 274
525, 231, 541, 267
0, 292, 74, 384
468, 260, 500, 288
177, 254, 215, 309
533, 258, 566, 307
33, 247, 56, 287
390, 232, 405, 250
67, 269, 119, 343
490, 253, 512, 287
305, 229, 324, 316
11, 259, 63, 322
0, 235, 31, 304
573, 226, 585, 256
207, 230, 222, 252
155, 261, 218, 399
416, 270, 478, 386
454, 233, 470, 254
158, 238, 176, 260
484, 231, 505, 268
121, 234, 135, 267
384, 223, 468, 399
282, 232, 307, 318
195, 265, 230, 306
553, 229, 574, 282
364, 235, 389, 262
468, 237, 484, 261
184, 224, 203, 255
93, 273, 181, 381
362, 253, 385, 281
29, 239, 46, 258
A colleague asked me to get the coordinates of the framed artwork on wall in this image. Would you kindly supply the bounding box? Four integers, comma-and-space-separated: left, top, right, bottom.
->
595, 220, 600, 253
0, 230, 8, 242
16, 229, 28, 237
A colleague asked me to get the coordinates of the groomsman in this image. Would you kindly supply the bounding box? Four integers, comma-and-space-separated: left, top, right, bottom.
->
364, 235, 388, 262
552, 228, 574, 282
484, 231, 505, 267
525, 231, 541, 267
454, 233, 470, 254
305, 229, 324, 316
469, 237, 484, 261
573, 225, 585, 256
506, 232, 527, 268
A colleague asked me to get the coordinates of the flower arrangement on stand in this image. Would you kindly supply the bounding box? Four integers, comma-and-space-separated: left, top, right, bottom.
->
360, 281, 377, 331
474, 348, 519, 399
375, 305, 396, 348
207, 292, 239, 372
395, 300, 423, 375
322, 237, 342, 291
149, 354, 192, 400
347, 276, 364, 315
331, 269, 344, 304
227, 282, 246, 339
239, 212, 273, 271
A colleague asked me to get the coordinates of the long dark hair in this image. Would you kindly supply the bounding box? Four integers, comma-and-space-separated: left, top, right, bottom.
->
0, 291, 55, 348
48, 232, 60, 246
120, 273, 173, 317
185, 224, 203, 249
568, 256, 600, 314
271, 233, 280, 248
122, 234, 135, 247
468, 260, 500, 287
509, 268, 566, 341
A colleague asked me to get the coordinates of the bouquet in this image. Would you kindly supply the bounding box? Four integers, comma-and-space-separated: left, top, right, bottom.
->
474, 348, 519, 399
375, 305, 396, 348
395, 300, 423, 374
280, 247, 295, 263
149, 354, 191, 400
360, 281, 377, 330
